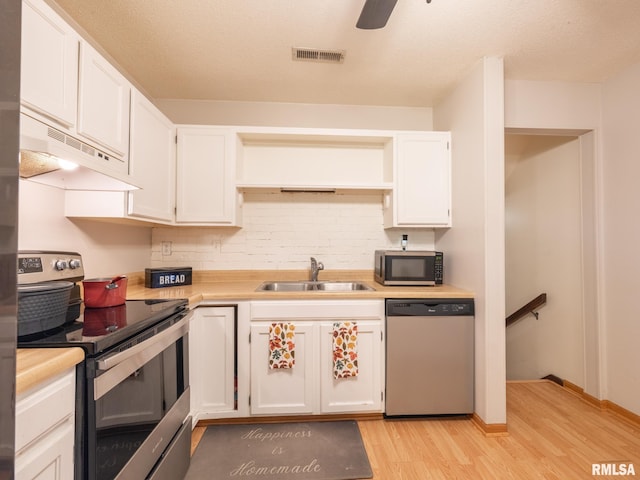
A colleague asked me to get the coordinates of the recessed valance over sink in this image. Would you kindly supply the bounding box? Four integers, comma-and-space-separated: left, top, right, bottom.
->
236, 128, 394, 193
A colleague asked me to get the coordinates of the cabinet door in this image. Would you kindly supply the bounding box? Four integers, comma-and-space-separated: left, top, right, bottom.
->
392, 132, 451, 227
319, 321, 383, 413
21, 0, 78, 128
176, 127, 238, 225
15, 369, 76, 480
189, 307, 237, 419
250, 322, 315, 415
127, 90, 175, 222
15, 420, 75, 480
77, 41, 130, 161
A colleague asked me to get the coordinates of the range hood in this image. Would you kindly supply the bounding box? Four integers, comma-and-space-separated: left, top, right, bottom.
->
19, 113, 140, 191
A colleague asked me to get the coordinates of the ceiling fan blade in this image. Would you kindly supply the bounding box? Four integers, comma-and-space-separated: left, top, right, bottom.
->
356, 0, 398, 29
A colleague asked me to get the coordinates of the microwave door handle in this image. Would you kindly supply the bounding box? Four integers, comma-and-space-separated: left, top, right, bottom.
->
93, 312, 191, 400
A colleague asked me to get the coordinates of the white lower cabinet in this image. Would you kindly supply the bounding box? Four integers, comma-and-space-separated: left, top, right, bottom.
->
250, 322, 316, 415
15, 368, 76, 480
319, 321, 382, 413
189, 305, 246, 421
249, 300, 384, 416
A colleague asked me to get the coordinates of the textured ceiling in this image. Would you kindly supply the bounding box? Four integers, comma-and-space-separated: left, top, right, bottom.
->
51, 0, 640, 107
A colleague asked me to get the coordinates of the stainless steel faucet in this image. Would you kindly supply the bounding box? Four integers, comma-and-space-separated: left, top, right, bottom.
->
310, 257, 324, 282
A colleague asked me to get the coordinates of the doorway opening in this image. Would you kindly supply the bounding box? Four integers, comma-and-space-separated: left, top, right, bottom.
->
504, 129, 600, 395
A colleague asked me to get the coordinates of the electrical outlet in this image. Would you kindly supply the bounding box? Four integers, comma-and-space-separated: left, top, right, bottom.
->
162, 241, 172, 256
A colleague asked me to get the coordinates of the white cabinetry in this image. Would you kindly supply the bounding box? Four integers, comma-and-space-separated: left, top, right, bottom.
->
319, 320, 382, 413
236, 129, 393, 192
386, 132, 451, 227
21, 0, 79, 128
127, 90, 176, 222
77, 41, 131, 165
176, 126, 240, 225
20, 0, 136, 189
64, 91, 176, 224
250, 322, 316, 415
249, 300, 384, 416
189, 306, 238, 420
15, 368, 76, 480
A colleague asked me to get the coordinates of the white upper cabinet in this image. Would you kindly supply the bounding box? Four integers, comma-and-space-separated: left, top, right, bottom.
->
21, 0, 79, 128
386, 132, 451, 227
127, 91, 176, 222
176, 126, 240, 225
77, 41, 131, 163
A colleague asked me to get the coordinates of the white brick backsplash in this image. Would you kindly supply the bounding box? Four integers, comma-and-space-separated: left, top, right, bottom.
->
152, 192, 435, 270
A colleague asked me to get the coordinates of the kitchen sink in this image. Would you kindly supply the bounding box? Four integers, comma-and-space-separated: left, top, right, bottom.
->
314, 282, 373, 291
256, 281, 374, 292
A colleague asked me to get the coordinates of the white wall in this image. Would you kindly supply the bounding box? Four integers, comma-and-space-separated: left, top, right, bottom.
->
505, 80, 601, 131
434, 57, 507, 426
18, 180, 151, 278
156, 100, 433, 131
601, 62, 640, 415
152, 192, 435, 270
504, 134, 584, 386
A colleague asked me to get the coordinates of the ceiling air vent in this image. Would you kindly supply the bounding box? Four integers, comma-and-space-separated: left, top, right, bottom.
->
292, 47, 345, 64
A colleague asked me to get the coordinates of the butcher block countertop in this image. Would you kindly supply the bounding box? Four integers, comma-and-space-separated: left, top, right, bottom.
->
15, 271, 472, 393
125, 269, 474, 307
16, 348, 84, 395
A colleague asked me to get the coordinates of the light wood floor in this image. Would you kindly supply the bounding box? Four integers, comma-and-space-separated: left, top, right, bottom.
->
359, 381, 640, 479
192, 381, 640, 479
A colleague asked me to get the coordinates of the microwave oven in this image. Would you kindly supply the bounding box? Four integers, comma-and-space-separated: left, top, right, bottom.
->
374, 250, 443, 286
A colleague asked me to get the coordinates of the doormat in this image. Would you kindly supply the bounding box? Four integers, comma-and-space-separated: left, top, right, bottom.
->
184, 420, 373, 480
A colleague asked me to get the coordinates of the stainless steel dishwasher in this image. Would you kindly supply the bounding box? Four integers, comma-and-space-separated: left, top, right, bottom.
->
385, 298, 474, 416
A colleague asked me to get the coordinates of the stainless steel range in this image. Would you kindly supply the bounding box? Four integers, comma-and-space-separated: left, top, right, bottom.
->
17, 251, 192, 480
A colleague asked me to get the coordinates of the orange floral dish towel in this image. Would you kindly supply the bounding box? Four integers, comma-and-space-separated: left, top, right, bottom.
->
269, 322, 295, 369
333, 321, 358, 379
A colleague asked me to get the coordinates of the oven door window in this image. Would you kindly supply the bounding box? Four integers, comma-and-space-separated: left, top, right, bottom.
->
93, 342, 185, 479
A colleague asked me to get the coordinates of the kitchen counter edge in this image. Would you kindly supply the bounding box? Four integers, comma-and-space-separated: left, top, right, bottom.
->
124, 270, 475, 307
16, 347, 85, 395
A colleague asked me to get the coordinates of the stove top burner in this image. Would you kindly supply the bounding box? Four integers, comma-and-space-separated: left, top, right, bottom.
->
17, 299, 188, 355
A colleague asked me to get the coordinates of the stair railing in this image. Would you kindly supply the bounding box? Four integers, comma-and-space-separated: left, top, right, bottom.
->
506, 293, 547, 327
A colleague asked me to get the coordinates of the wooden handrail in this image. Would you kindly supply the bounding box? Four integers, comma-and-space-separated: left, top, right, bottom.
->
506, 293, 547, 327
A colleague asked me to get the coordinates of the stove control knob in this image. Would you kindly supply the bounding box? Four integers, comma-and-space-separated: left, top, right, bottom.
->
55, 260, 68, 271
68, 259, 82, 269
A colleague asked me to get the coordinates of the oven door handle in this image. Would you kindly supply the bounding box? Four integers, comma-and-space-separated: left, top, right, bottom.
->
94, 311, 192, 400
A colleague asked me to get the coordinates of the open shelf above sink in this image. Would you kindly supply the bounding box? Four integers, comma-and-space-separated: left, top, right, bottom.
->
236, 128, 394, 193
